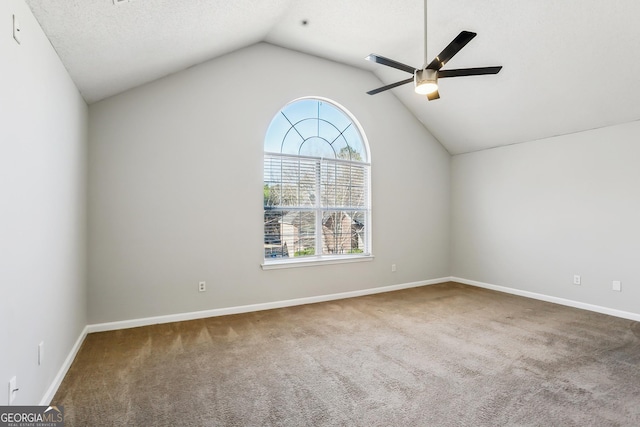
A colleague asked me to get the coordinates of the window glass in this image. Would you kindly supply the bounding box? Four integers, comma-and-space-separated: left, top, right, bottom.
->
263, 98, 371, 264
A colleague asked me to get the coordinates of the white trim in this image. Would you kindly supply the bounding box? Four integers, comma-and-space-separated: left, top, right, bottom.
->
40, 325, 89, 405
452, 276, 640, 322
87, 277, 448, 333
262, 254, 374, 270
44, 276, 640, 403
264, 96, 373, 265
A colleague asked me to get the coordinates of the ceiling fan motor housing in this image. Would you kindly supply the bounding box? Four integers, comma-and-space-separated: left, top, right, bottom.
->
414, 68, 438, 94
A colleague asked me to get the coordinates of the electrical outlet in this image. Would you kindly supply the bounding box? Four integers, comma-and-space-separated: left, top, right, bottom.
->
391, 264, 397, 272
198, 281, 206, 292
9, 376, 17, 405
573, 275, 581, 285
612, 281, 621, 292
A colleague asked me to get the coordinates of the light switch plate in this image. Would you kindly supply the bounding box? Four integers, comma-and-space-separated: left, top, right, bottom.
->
13, 15, 21, 45
9, 376, 17, 405
38, 341, 44, 365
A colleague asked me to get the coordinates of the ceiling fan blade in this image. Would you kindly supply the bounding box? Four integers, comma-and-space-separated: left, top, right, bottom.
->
366, 54, 416, 74
426, 31, 477, 71
427, 90, 440, 101
367, 77, 414, 95
438, 66, 502, 78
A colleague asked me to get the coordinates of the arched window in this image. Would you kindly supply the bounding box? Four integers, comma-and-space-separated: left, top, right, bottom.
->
263, 97, 371, 267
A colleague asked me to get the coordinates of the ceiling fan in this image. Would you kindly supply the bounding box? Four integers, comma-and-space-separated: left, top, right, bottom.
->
365, 0, 502, 100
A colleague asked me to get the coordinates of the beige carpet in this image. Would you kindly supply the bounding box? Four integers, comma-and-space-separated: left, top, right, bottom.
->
53, 282, 640, 426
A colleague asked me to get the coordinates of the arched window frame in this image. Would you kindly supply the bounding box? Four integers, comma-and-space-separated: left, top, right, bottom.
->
262, 97, 373, 269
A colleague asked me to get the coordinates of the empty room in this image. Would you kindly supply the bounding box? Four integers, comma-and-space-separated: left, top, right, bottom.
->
2, 0, 639, 425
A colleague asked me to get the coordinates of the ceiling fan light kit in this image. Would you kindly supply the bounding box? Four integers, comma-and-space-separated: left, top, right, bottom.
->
414, 69, 438, 95
366, 0, 501, 101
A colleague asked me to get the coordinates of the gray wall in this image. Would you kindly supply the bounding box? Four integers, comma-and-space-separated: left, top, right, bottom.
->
452, 121, 640, 314
5, 0, 639, 403
0, 0, 88, 404
87, 43, 451, 324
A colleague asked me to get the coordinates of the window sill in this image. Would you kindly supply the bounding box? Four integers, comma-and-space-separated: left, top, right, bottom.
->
261, 255, 374, 270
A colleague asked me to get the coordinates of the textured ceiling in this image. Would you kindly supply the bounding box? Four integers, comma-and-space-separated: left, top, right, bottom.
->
24, 0, 640, 154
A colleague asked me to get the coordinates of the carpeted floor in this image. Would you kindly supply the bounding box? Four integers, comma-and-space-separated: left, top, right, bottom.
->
53, 282, 640, 426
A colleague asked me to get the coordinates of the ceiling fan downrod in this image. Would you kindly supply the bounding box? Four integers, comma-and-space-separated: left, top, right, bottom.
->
414, 0, 439, 96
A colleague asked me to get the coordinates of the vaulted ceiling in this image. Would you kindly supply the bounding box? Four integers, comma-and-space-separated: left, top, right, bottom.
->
24, 0, 640, 154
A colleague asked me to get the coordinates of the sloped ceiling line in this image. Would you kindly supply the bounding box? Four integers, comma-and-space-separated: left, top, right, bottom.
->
24, 0, 640, 154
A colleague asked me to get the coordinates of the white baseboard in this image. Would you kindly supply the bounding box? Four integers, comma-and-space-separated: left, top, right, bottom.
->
42, 278, 446, 403
452, 276, 640, 322
86, 277, 450, 333
39, 325, 89, 405
40, 277, 449, 406
42, 276, 639, 405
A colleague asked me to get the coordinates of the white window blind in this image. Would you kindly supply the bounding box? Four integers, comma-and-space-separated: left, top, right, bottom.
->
264, 153, 370, 259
